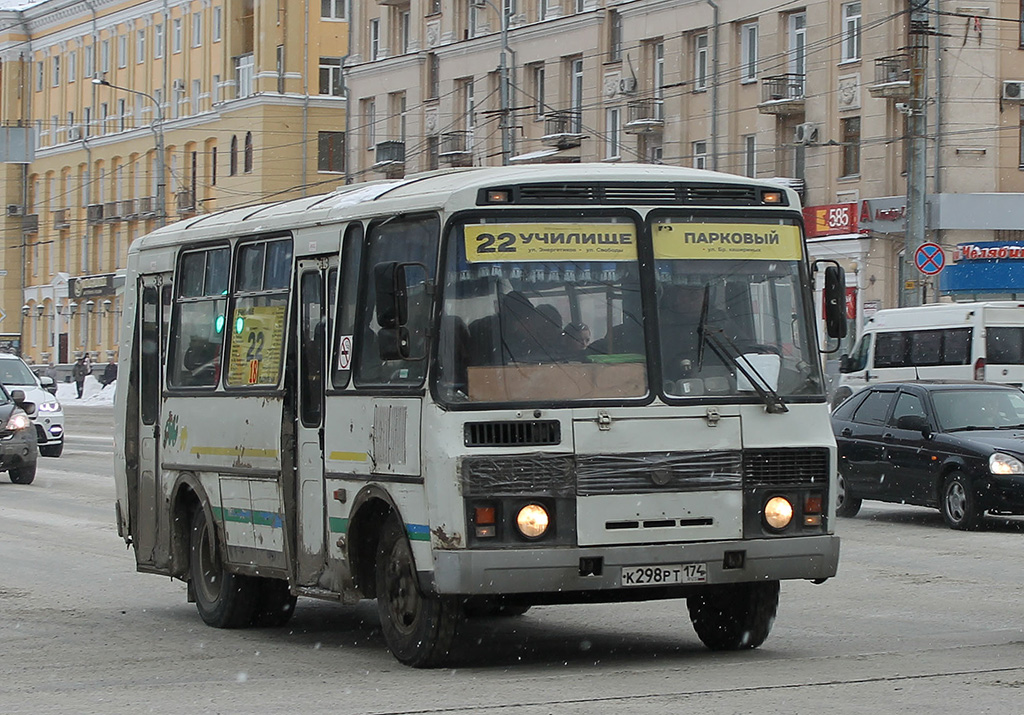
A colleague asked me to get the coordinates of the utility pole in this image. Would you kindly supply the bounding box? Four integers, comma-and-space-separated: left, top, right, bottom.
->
903, 1, 930, 307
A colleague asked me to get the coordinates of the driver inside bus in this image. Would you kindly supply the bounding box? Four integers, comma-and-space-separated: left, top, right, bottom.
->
659, 284, 726, 382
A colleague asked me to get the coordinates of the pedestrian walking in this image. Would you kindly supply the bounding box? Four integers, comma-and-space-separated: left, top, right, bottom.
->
72, 354, 90, 399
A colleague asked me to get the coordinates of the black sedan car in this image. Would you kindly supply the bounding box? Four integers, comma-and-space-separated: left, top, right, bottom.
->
0, 386, 38, 484
832, 381, 1024, 530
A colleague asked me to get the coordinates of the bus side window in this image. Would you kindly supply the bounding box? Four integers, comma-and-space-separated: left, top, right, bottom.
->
332, 223, 364, 389
354, 214, 439, 388
168, 247, 229, 389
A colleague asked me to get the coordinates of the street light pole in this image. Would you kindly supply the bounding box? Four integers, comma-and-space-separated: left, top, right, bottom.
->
479, 0, 511, 165
92, 78, 166, 228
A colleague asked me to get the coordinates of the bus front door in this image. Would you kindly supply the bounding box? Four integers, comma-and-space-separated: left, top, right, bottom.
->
295, 257, 336, 586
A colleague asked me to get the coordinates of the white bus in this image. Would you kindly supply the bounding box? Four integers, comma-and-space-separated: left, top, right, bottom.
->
113, 164, 847, 667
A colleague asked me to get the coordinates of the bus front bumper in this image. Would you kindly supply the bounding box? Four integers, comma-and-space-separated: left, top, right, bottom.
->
430, 534, 840, 596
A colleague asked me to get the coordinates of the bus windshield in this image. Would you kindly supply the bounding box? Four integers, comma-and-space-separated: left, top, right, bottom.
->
651, 214, 822, 399
436, 213, 823, 405
437, 215, 648, 404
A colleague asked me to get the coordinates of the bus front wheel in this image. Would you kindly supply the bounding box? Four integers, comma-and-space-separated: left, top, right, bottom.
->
687, 580, 780, 650
375, 515, 460, 667
189, 507, 258, 628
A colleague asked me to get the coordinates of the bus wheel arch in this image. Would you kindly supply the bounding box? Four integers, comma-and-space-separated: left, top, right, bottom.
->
170, 473, 208, 580
346, 486, 401, 600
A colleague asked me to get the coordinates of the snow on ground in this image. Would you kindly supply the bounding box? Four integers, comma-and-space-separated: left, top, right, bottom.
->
56, 376, 116, 406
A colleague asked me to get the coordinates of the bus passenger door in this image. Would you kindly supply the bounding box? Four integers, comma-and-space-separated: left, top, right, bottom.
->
295, 256, 336, 586
135, 274, 170, 566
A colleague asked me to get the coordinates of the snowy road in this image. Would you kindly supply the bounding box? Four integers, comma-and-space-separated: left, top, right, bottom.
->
2, 402, 1023, 714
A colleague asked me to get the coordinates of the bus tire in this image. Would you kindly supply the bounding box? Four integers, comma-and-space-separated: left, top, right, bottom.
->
836, 469, 862, 518
376, 515, 460, 667
250, 577, 297, 628
941, 471, 982, 531
688, 580, 780, 651
189, 507, 258, 628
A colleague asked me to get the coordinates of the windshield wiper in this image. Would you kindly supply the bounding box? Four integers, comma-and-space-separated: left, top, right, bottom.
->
697, 292, 788, 414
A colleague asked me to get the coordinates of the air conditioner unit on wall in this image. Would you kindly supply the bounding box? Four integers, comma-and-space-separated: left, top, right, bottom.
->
1002, 80, 1024, 101
794, 122, 819, 145
619, 77, 638, 95
6, 204, 23, 217
68, 126, 82, 141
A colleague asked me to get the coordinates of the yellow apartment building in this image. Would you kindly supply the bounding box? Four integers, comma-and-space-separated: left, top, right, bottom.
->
344, 0, 1024, 350
0, 0, 348, 365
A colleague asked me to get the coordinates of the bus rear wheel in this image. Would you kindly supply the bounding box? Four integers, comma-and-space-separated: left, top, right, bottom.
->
189, 507, 258, 628
687, 580, 780, 651
376, 515, 460, 667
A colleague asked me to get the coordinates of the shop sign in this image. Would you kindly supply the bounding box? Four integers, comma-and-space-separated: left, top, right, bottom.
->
803, 203, 859, 237
69, 273, 116, 298
859, 197, 908, 232
953, 243, 1024, 261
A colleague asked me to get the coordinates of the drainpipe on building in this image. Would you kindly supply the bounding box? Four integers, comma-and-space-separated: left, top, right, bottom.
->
705, 0, 719, 171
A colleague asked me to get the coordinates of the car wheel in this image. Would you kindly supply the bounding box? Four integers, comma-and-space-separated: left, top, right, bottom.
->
688, 580, 780, 651
8, 461, 37, 485
189, 507, 258, 628
39, 441, 64, 458
376, 515, 460, 667
835, 469, 862, 518
941, 471, 982, 531
249, 577, 297, 627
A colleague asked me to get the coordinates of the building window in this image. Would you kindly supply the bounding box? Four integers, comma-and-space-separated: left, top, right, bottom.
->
52, 55, 60, 86
68, 51, 77, 82
101, 39, 110, 73
400, 11, 410, 54
741, 22, 758, 82
244, 132, 253, 173
137, 29, 146, 63
118, 99, 126, 131
118, 34, 128, 67
173, 18, 183, 53
370, 19, 380, 60
318, 131, 345, 172
653, 41, 665, 118
193, 12, 203, 47
364, 98, 376, 148
608, 10, 622, 62
213, 7, 223, 41
695, 33, 708, 90
468, 0, 479, 37
212, 146, 218, 185
569, 57, 583, 132
427, 53, 439, 99
321, 0, 347, 20
154, 24, 164, 58
842, 3, 861, 62
743, 134, 756, 176
192, 79, 202, 114
841, 116, 861, 177
693, 140, 708, 169
277, 45, 285, 93
532, 63, 545, 118
35, 61, 43, 91
789, 13, 806, 95
605, 107, 621, 160
230, 135, 238, 175
319, 57, 344, 95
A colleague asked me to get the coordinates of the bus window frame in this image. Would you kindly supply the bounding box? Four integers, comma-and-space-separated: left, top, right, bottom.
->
328, 221, 366, 394
165, 240, 232, 393
429, 207, 654, 411
350, 212, 441, 393
221, 232, 294, 394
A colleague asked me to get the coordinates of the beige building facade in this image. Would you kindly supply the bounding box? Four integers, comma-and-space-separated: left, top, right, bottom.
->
0, 0, 348, 365
345, 0, 1024, 349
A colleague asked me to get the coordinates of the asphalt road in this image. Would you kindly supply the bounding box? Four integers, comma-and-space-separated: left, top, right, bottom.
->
2, 403, 1023, 714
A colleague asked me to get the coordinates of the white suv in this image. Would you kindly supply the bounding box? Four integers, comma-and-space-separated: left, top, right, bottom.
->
0, 353, 64, 457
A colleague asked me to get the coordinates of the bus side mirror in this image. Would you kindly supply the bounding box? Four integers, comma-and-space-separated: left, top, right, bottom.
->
374, 262, 409, 329
823, 265, 848, 339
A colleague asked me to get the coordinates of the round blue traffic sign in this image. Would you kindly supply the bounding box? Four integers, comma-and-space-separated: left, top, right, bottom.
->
915, 242, 945, 275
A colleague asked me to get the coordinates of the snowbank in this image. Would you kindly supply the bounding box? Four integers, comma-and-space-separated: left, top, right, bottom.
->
56, 376, 116, 406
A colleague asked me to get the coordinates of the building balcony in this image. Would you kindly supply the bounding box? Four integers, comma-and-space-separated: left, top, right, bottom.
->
374, 141, 406, 178
176, 190, 196, 215
542, 110, 585, 148
868, 54, 911, 99
104, 201, 121, 222
624, 99, 665, 135
86, 203, 104, 225
138, 196, 156, 218
439, 131, 474, 167
22, 213, 38, 234
758, 74, 806, 116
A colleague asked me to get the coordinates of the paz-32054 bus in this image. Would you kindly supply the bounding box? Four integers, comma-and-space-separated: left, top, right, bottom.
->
113, 164, 847, 667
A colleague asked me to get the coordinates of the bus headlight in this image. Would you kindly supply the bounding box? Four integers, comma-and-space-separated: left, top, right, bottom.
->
764, 496, 794, 530
515, 503, 550, 539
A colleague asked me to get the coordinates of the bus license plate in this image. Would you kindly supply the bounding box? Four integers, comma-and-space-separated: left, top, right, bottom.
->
621, 563, 707, 587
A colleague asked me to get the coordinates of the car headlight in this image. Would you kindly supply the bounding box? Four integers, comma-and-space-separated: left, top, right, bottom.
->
5, 410, 31, 431
37, 400, 61, 413
989, 452, 1024, 475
